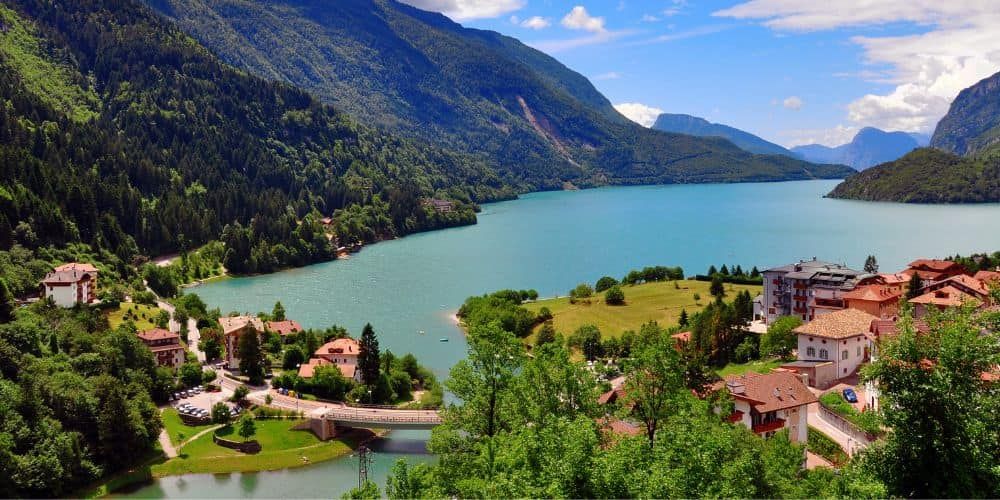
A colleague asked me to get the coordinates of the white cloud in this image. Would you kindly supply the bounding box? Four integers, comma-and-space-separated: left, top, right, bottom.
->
561, 6, 607, 33
641, 14, 660, 22
780, 125, 859, 148
714, 1, 1000, 132
614, 102, 664, 127
594, 71, 622, 80
637, 24, 731, 44
398, 0, 525, 21
782, 96, 803, 110
520, 16, 551, 30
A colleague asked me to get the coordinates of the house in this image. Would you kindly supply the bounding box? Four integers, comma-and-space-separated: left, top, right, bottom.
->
299, 337, 362, 382
138, 328, 186, 369
843, 284, 903, 319
908, 286, 983, 317
220, 315, 265, 370
670, 331, 691, 351
266, 320, 303, 339
903, 259, 965, 283
762, 258, 873, 324
973, 269, 1000, 286
920, 274, 991, 300
793, 308, 876, 385
41, 263, 98, 307
421, 198, 454, 214
720, 371, 817, 442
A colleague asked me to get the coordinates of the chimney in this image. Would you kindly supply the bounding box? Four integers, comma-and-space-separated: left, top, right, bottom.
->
726, 380, 745, 395
773, 388, 781, 399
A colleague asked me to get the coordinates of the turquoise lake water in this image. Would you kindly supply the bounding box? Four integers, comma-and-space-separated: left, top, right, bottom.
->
126, 180, 1000, 497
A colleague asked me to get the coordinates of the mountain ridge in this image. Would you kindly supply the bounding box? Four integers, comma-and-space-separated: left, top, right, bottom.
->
791, 127, 919, 170
651, 113, 794, 157
930, 70, 1000, 156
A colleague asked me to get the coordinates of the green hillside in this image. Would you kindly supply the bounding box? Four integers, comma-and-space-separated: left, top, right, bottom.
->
146, 0, 854, 186
826, 148, 1000, 203
0, 0, 506, 273
931, 70, 1000, 156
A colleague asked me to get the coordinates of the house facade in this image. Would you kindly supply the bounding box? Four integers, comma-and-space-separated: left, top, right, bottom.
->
722, 371, 817, 443
903, 259, 966, 283
41, 263, 98, 307
220, 315, 265, 370
762, 258, 872, 324
793, 308, 876, 382
299, 337, 362, 382
843, 284, 903, 319
138, 328, 186, 369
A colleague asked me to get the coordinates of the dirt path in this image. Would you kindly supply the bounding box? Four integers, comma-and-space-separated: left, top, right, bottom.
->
176, 425, 223, 450
158, 429, 178, 458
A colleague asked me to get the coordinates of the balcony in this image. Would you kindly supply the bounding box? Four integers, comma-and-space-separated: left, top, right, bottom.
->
752, 418, 786, 434
793, 283, 807, 290
726, 410, 744, 423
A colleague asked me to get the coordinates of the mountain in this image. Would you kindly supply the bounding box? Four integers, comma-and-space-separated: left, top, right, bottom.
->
826, 148, 1000, 203
145, 0, 852, 185
0, 0, 502, 274
930, 70, 1000, 156
908, 132, 931, 146
791, 127, 919, 170
651, 113, 794, 156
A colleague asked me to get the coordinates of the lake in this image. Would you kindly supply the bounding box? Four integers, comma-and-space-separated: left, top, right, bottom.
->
126, 180, 1000, 497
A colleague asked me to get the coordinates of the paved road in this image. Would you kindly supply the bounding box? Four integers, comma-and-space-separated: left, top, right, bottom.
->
807, 402, 866, 456
156, 298, 205, 362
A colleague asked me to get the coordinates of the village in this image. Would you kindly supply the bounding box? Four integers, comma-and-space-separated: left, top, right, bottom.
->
34, 254, 1000, 470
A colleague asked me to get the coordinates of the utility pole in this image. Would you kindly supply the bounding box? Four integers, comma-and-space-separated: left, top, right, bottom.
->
357, 445, 372, 488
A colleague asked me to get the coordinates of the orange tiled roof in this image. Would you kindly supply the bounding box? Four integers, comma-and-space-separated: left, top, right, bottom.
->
909, 285, 982, 307
879, 273, 910, 285
297, 358, 331, 378
266, 320, 303, 336
315, 337, 359, 356
973, 270, 1000, 284
843, 284, 902, 303
672, 331, 691, 342
54, 262, 98, 273
137, 328, 179, 342
935, 274, 991, 297
908, 259, 960, 271
794, 308, 878, 339
723, 371, 817, 413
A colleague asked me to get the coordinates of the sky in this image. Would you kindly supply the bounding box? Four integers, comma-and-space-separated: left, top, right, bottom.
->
398, 0, 1000, 148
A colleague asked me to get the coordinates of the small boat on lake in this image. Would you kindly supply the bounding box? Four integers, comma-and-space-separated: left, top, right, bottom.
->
439, 337, 449, 342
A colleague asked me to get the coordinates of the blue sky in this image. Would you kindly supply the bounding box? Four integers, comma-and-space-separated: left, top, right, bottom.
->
401, 1, 1000, 148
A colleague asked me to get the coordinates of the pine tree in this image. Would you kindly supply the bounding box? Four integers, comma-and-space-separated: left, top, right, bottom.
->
720, 265, 730, 276
272, 301, 286, 321
707, 265, 718, 276
709, 276, 725, 300
906, 272, 924, 300
864, 255, 879, 274
678, 309, 689, 327
359, 323, 381, 385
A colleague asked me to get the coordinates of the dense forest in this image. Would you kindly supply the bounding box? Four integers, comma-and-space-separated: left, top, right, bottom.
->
0, 0, 503, 276
146, 0, 855, 186
826, 147, 1000, 203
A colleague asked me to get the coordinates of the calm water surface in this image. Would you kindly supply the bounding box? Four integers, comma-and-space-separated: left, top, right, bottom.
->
127, 180, 1000, 497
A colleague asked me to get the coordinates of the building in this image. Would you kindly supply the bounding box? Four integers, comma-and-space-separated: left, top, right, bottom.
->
843, 284, 903, 319
138, 328, 186, 369
299, 337, 362, 382
865, 318, 930, 410
720, 371, 817, 442
762, 258, 873, 324
793, 308, 876, 382
421, 198, 454, 213
903, 259, 965, 283
266, 320, 303, 339
220, 315, 265, 370
41, 263, 98, 307
670, 331, 691, 351
973, 269, 1000, 286
908, 286, 982, 317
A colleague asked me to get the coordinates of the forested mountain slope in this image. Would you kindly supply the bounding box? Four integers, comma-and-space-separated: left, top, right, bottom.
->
0, 0, 499, 273
826, 148, 1000, 203
931, 70, 1000, 156
146, 0, 853, 185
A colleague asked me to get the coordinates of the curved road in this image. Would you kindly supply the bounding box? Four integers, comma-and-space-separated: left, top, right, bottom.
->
156, 298, 205, 362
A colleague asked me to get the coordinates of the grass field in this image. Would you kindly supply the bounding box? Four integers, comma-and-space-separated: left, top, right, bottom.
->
523, 280, 761, 340
151, 418, 357, 476
107, 303, 162, 330
161, 408, 217, 447
716, 358, 785, 377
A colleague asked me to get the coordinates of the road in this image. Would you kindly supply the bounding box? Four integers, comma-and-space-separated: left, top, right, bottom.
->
157, 298, 205, 362
807, 402, 866, 456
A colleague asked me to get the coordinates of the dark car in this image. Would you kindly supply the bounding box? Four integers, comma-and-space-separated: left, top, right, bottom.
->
842, 388, 858, 403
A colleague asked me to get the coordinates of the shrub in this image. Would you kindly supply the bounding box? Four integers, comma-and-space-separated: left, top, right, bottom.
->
570, 283, 593, 300
594, 276, 619, 292
212, 402, 232, 424
604, 285, 625, 305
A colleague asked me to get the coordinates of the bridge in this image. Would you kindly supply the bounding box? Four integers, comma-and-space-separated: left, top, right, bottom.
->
253, 391, 442, 440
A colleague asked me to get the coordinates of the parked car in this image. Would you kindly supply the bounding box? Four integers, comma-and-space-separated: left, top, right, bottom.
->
842, 388, 858, 403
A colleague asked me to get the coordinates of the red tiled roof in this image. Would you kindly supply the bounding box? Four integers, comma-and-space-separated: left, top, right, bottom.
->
54, 262, 98, 273
908, 259, 960, 271
671, 331, 691, 342
137, 328, 179, 342
934, 274, 991, 297
843, 284, 902, 303
266, 320, 303, 336
868, 318, 929, 340
878, 273, 910, 285
973, 270, 1000, 284
597, 417, 643, 436
598, 387, 626, 405
723, 371, 817, 413
909, 285, 982, 307
315, 338, 359, 356
297, 358, 331, 378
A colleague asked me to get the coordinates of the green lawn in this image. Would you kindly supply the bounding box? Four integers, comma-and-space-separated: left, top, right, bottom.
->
107, 303, 162, 330
716, 358, 785, 377
151, 418, 357, 476
161, 408, 217, 447
807, 426, 847, 467
77, 447, 166, 498
523, 279, 761, 340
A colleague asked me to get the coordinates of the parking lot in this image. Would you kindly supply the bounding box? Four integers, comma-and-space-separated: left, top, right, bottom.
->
172, 386, 241, 422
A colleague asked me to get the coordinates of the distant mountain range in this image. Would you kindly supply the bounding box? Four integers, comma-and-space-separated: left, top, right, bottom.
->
829, 70, 1000, 204
791, 128, 920, 170
145, 0, 853, 185
931, 70, 1000, 156
651, 113, 794, 156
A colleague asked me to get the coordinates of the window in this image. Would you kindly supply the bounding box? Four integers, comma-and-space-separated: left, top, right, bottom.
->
819, 349, 828, 360
806, 347, 815, 357
842, 350, 849, 360
857, 346, 862, 357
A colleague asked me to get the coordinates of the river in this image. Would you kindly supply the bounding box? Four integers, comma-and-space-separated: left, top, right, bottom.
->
125, 180, 1000, 497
